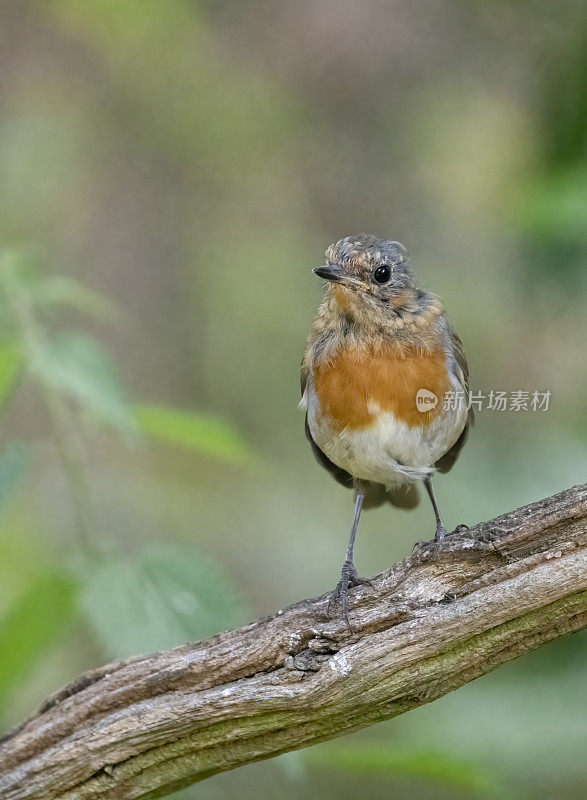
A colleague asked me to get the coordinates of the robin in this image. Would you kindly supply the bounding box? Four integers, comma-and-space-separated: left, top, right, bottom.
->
300, 234, 473, 624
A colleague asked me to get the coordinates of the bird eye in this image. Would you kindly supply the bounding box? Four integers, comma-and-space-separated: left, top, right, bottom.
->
373, 265, 391, 284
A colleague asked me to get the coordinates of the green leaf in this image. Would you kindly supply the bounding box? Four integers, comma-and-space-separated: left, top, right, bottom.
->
0, 248, 40, 304
0, 443, 28, 515
0, 570, 78, 704
135, 404, 252, 465
80, 544, 246, 659
35, 332, 136, 435
306, 745, 504, 797
32, 276, 121, 322
0, 342, 23, 409
0, 249, 119, 322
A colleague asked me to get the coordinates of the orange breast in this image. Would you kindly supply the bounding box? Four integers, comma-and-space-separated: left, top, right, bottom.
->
314, 344, 450, 430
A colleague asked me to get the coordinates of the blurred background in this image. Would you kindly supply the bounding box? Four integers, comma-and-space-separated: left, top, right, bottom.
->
0, 1, 586, 798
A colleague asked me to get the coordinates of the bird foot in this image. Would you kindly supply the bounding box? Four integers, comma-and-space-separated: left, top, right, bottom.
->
412, 522, 468, 557
328, 560, 372, 628
412, 522, 500, 560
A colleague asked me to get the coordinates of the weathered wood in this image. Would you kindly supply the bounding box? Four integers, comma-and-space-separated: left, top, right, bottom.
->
1, 484, 586, 800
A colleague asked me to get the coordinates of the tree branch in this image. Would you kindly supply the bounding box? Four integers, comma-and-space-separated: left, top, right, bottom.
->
1, 484, 586, 800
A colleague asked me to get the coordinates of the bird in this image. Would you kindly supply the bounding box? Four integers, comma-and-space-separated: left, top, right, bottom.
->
300, 234, 473, 624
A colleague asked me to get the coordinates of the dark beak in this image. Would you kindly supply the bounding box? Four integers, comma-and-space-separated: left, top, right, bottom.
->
313, 264, 343, 282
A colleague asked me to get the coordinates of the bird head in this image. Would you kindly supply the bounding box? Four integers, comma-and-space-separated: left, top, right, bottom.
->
314, 234, 416, 308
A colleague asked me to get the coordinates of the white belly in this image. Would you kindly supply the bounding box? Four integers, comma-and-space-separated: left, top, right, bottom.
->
303, 380, 467, 486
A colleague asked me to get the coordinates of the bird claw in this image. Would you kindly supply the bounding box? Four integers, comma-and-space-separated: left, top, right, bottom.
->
412, 523, 452, 558
453, 523, 469, 534
413, 522, 496, 560
412, 521, 469, 551
328, 561, 371, 628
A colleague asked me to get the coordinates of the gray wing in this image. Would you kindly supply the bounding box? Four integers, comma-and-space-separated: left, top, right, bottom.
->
304, 414, 354, 490
435, 321, 474, 474
301, 360, 354, 490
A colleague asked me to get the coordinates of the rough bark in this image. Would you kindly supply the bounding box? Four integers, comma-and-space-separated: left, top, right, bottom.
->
1, 484, 586, 800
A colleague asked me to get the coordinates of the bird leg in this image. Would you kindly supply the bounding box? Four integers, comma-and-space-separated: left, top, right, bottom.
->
412, 476, 470, 555
329, 481, 371, 627
424, 475, 448, 543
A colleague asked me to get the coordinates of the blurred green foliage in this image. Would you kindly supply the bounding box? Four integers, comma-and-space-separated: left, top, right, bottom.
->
306, 745, 507, 798
0, 2, 585, 799
0, 251, 250, 717
81, 544, 246, 659
39, 331, 137, 434
0, 569, 77, 707
136, 405, 253, 465
0, 444, 27, 514
0, 344, 22, 410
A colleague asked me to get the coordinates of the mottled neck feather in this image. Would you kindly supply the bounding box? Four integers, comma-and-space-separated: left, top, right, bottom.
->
305, 283, 444, 366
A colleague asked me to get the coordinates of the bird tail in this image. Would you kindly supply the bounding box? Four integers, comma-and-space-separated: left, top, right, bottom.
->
362, 481, 420, 510
387, 482, 420, 509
